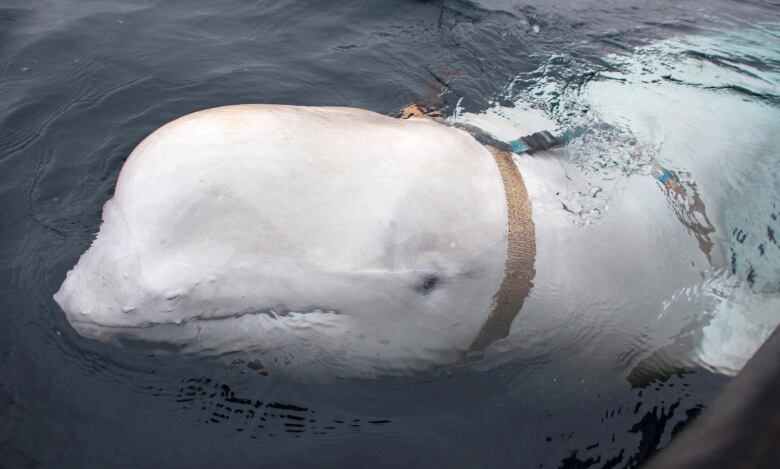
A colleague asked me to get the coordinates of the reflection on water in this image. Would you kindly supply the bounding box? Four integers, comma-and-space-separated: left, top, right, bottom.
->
0, 0, 778, 467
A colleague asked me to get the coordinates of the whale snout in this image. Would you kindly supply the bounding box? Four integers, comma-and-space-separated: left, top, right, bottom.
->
54, 265, 134, 338
54, 209, 151, 335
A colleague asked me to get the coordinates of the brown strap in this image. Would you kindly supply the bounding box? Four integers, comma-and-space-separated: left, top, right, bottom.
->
467, 146, 536, 356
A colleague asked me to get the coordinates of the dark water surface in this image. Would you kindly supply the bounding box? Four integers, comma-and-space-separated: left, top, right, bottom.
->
1, 1, 778, 467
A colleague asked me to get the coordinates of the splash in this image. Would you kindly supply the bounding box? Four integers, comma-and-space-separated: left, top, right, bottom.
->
455, 23, 780, 375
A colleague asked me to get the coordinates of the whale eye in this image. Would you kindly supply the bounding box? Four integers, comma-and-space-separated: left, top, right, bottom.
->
417, 275, 439, 294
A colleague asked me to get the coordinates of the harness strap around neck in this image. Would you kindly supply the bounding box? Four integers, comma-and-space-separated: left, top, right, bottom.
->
466, 146, 536, 357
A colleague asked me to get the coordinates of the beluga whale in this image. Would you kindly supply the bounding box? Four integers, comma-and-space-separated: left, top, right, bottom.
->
55, 104, 550, 378
56, 84, 780, 380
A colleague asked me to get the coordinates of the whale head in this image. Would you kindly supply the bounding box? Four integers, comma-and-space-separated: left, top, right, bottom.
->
54, 105, 530, 376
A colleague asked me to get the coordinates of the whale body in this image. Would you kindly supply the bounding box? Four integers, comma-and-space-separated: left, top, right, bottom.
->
54, 105, 519, 376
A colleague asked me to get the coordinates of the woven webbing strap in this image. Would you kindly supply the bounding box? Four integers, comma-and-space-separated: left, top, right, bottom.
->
467, 146, 536, 355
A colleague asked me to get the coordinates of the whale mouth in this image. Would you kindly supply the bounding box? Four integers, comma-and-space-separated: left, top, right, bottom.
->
66, 307, 343, 336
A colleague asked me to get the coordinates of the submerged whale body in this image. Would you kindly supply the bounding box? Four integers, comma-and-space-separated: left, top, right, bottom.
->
55, 105, 522, 377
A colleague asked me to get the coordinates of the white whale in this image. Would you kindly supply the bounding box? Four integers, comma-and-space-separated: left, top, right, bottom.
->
55, 31, 780, 379
54, 101, 779, 379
